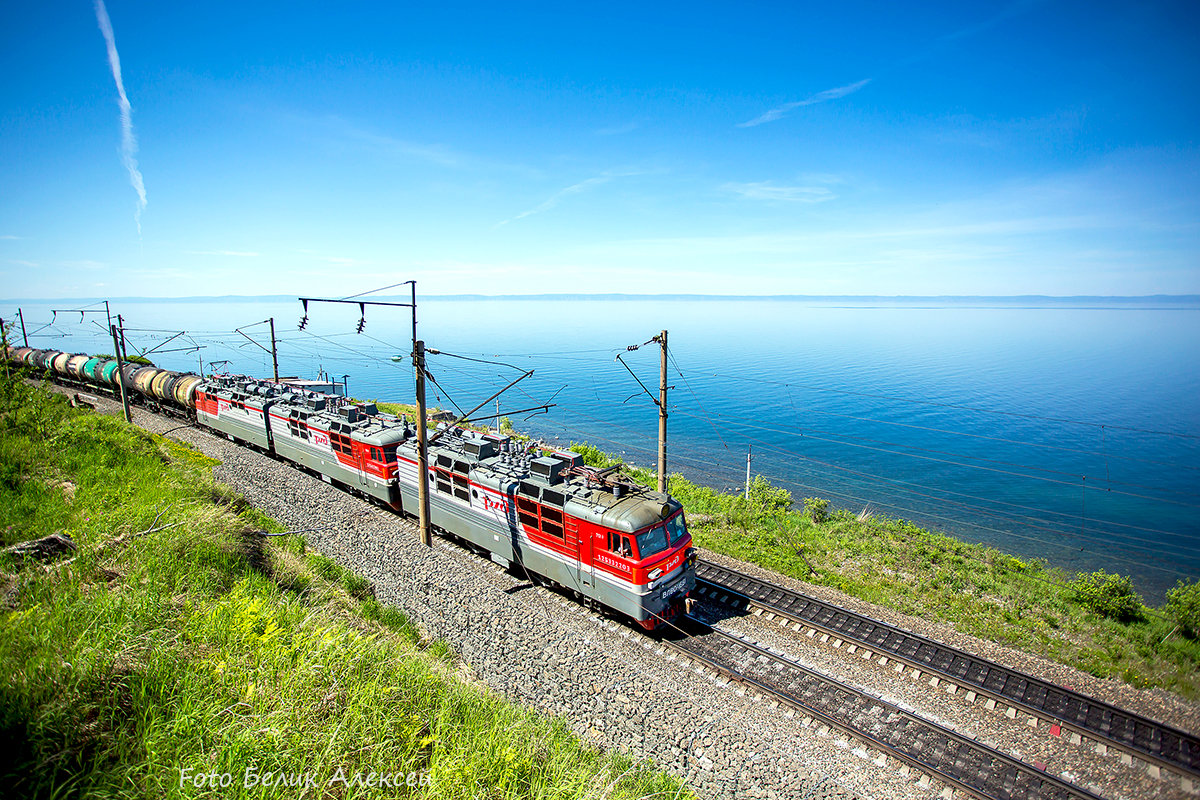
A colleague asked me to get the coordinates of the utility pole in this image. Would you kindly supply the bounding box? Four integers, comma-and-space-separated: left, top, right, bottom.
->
268, 317, 279, 381
116, 314, 129, 362
745, 446, 752, 500
234, 318, 280, 381
110, 322, 132, 423
17, 308, 28, 347
298, 280, 431, 546
1, 318, 9, 380
615, 329, 671, 495
414, 339, 432, 546
657, 329, 668, 494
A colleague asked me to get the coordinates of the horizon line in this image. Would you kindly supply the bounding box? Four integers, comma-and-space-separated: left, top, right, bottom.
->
5, 292, 1200, 304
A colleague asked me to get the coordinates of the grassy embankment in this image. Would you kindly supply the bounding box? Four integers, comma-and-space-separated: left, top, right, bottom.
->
563, 444, 1200, 702
0, 375, 692, 799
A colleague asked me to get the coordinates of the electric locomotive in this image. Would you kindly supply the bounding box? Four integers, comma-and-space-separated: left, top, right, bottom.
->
6, 346, 697, 629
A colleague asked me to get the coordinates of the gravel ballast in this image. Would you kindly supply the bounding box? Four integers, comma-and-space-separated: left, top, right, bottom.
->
53, 391, 1200, 800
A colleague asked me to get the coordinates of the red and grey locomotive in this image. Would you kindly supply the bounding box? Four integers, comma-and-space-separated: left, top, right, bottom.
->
7, 346, 696, 629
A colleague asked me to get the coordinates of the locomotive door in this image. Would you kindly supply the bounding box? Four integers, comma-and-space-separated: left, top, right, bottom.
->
569, 517, 593, 591
355, 442, 369, 489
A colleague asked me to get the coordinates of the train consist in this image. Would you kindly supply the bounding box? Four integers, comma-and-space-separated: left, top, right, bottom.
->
4, 346, 696, 629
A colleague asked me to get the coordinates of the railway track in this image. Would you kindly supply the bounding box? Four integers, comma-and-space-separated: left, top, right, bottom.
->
695, 558, 1200, 787
663, 622, 1107, 800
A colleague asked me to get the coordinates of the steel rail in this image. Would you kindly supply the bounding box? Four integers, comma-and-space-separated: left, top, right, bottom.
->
663, 623, 1108, 800
695, 558, 1200, 780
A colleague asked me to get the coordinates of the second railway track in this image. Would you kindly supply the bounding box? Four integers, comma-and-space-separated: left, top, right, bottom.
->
663, 621, 1107, 800
695, 558, 1200, 788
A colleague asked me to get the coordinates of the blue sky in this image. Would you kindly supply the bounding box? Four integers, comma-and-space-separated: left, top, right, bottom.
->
1, 1, 1197, 298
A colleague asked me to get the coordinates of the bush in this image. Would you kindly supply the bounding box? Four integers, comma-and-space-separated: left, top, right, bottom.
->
1070, 570, 1144, 622
747, 475, 792, 510
1166, 579, 1200, 636
803, 497, 830, 524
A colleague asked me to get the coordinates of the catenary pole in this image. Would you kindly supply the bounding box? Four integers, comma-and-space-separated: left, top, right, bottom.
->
268, 317, 280, 381
111, 323, 132, 423
657, 329, 668, 494
17, 308, 28, 347
297, 280, 430, 546
745, 446, 752, 500
414, 339, 432, 546
116, 314, 129, 362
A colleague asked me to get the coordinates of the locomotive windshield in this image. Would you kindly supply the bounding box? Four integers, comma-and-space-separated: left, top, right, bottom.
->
634, 513, 688, 559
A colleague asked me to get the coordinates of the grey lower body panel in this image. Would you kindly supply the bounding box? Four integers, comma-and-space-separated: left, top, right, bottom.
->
199, 411, 271, 449
272, 433, 396, 505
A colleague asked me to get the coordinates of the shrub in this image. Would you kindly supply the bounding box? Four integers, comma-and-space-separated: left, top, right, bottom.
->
1166, 579, 1200, 636
1070, 570, 1144, 622
803, 497, 830, 524
747, 475, 792, 511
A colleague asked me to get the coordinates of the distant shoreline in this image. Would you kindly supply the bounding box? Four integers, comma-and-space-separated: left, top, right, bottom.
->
7, 293, 1200, 308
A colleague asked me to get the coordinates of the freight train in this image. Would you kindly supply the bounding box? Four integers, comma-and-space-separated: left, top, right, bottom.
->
4, 346, 696, 629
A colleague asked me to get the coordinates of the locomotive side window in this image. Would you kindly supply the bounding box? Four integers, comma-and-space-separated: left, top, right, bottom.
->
515, 496, 565, 540
516, 496, 539, 529
540, 506, 564, 539
381, 445, 398, 462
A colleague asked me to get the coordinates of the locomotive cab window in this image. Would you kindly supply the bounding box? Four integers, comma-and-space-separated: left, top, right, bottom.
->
607, 532, 633, 558
665, 513, 687, 545
635, 525, 671, 559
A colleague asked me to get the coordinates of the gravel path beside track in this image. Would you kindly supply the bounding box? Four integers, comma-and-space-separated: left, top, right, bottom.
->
54, 391, 1200, 800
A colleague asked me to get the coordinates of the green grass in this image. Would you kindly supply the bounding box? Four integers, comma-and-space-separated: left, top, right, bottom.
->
0, 373, 693, 800
570, 442, 1200, 701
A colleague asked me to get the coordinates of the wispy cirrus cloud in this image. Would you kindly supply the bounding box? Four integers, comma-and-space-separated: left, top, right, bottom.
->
724, 181, 836, 203
188, 250, 261, 257
495, 171, 641, 228
738, 78, 871, 128
0, 235, 21, 240
94, 0, 147, 234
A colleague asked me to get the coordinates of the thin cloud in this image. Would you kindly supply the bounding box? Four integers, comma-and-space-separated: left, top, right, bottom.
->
94, 0, 147, 234
724, 181, 836, 203
189, 250, 261, 257
0, 235, 21, 240
738, 78, 871, 128
495, 171, 640, 228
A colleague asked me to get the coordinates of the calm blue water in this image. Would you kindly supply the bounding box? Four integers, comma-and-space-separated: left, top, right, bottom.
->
10, 297, 1199, 602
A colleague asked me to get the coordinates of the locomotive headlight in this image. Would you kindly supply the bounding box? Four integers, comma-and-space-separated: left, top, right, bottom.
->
648, 567, 663, 580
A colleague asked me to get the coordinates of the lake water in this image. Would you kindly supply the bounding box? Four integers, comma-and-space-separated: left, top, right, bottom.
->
9, 296, 1199, 602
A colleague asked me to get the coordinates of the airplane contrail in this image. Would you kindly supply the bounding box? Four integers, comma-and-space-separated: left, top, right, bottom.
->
94, 0, 147, 235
